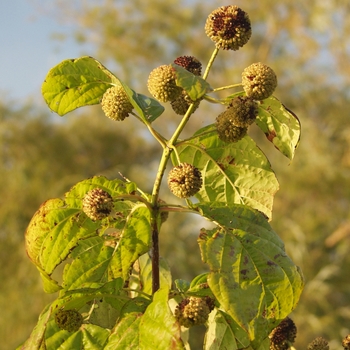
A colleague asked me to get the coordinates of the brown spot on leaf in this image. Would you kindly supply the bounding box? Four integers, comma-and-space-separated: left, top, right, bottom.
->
243, 256, 249, 265
266, 130, 276, 142
217, 162, 226, 171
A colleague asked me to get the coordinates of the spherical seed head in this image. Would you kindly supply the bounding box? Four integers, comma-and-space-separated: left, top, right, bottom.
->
174, 56, 202, 76
171, 90, 201, 115
55, 309, 83, 332
147, 65, 183, 102
269, 317, 297, 350
307, 337, 329, 350
342, 334, 350, 350
228, 96, 259, 127
168, 163, 202, 198
82, 188, 113, 221
101, 86, 133, 121
205, 5, 251, 50
216, 110, 248, 143
175, 297, 214, 328
242, 62, 277, 100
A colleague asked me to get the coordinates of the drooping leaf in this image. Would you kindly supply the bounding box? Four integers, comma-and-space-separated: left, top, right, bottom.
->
256, 96, 301, 160
139, 287, 184, 350
197, 202, 304, 348
173, 125, 279, 219
172, 63, 212, 101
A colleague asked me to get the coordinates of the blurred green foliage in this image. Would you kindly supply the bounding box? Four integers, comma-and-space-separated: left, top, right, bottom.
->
2, 0, 350, 349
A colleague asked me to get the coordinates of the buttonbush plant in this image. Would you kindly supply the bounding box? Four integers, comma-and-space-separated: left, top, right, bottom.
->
20, 5, 308, 350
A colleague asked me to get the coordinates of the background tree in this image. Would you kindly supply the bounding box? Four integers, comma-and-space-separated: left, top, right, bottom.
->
1, 0, 350, 349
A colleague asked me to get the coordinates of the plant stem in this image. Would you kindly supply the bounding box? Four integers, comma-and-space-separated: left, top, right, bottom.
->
149, 47, 220, 294
150, 146, 171, 294
203, 47, 220, 80
212, 83, 242, 92
151, 218, 160, 294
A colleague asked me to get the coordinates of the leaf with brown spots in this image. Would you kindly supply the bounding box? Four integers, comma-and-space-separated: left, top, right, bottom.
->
256, 96, 301, 160
197, 202, 304, 348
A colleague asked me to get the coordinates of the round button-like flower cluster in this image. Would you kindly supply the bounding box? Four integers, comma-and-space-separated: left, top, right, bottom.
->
205, 5, 251, 51
54, 309, 83, 332
175, 296, 215, 328
216, 96, 258, 143
307, 337, 329, 350
82, 188, 113, 221
147, 65, 183, 102
342, 334, 350, 350
228, 96, 258, 127
171, 56, 203, 115
242, 62, 277, 100
269, 317, 297, 350
101, 85, 133, 121
174, 55, 202, 76
168, 163, 202, 198
171, 90, 201, 115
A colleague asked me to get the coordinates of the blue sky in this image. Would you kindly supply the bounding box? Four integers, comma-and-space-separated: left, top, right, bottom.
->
0, 0, 90, 104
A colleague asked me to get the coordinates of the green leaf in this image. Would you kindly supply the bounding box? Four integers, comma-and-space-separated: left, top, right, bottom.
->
119, 81, 164, 123
197, 202, 304, 348
256, 96, 301, 160
105, 313, 143, 350
62, 236, 116, 290
172, 63, 212, 101
139, 287, 184, 350
174, 279, 190, 293
62, 204, 151, 287
42, 56, 117, 115
205, 309, 238, 350
173, 125, 279, 219
52, 278, 124, 312
111, 205, 152, 281
64, 175, 137, 209
42, 56, 164, 121
44, 321, 110, 350
25, 197, 100, 277
81, 324, 111, 348
19, 303, 52, 350
38, 266, 62, 293
25, 176, 146, 291
136, 253, 172, 295
187, 273, 214, 298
